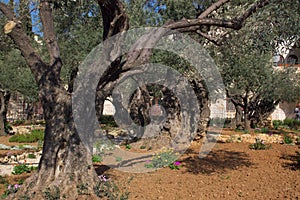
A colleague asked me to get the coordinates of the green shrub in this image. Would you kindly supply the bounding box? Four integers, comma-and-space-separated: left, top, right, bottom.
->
94, 175, 129, 200
92, 155, 103, 163
4, 122, 12, 134
273, 120, 283, 129
283, 134, 293, 144
145, 148, 178, 168
249, 138, 271, 150
283, 119, 300, 130
260, 127, 269, 134
12, 164, 37, 175
9, 129, 44, 143
28, 154, 36, 159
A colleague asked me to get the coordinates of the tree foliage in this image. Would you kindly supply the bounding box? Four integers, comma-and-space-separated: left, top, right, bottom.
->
211, 0, 300, 129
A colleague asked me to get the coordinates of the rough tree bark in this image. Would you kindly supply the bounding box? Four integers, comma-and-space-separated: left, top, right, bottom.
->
0, 91, 5, 136
1, 2, 99, 199
0, 90, 10, 136
95, 0, 129, 121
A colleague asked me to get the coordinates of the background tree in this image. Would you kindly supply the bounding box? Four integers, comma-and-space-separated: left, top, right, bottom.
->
0, 0, 286, 198
211, 0, 300, 130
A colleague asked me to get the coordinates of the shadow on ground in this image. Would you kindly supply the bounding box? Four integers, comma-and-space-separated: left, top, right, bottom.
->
94, 164, 110, 175
280, 151, 300, 170
181, 149, 253, 174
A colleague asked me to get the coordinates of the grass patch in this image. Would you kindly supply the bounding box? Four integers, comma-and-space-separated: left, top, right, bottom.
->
9, 129, 44, 143
92, 155, 103, 163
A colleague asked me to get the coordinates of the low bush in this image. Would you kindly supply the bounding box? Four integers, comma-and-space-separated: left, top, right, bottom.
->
28, 153, 36, 159
283, 119, 300, 130
92, 155, 103, 163
9, 129, 44, 143
249, 138, 271, 150
273, 120, 283, 129
283, 134, 293, 144
145, 148, 178, 169
12, 164, 37, 175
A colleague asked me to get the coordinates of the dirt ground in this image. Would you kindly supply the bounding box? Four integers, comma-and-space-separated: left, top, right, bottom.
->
1, 131, 300, 200
98, 142, 300, 200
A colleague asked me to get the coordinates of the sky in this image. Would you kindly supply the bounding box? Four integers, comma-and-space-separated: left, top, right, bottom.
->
1, 0, 42, 36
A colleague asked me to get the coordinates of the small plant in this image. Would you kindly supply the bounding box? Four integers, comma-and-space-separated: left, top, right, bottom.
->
1, 184, 21, 198
254, 128, 261, 133
115, 156, 122, 162
283, 118, 300, 130
249, 138, 271, 150
283, 134, 293, 144
12, 119, 25, 126
18, 179, 25, 185
273, 120, 283, 130
140, 145, 146, 149
260, 127, 269, 134
145, 148, 178, 169
169, 161, 181, 170
28, 153, 36, 159
125, 144, 131, 150
12, 164, 37, 175
92, 155, 103, 163
94, 175, 129, 200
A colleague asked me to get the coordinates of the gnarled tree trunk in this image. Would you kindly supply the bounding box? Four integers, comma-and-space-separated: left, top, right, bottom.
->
12, 83, 99, 199
0, 90, 10, 136
0, 91, 5, 136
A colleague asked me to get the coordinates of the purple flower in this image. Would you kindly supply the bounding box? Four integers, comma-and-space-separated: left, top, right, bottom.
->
145, 160, 151, 163
268, 132, 273, 136
14, 184, 20, 189
174, 161, 181, 166
7, 185, 11, 190
98, 175, 109, 182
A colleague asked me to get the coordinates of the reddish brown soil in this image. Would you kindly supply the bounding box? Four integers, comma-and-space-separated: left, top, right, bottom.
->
98, 142, 300, 200
1, 133, 300, 199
